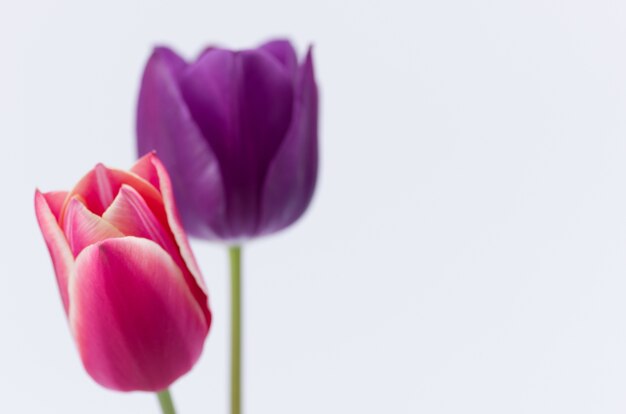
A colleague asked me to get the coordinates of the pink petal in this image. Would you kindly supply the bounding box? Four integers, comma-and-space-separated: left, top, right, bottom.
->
60, 163, 168, 231
133, 155, 212, 325
67, 164, 115, 216
43, 191, 68, 221
34, 190, 74, 314
64, 198, 124, 256
102, 185, 179, 260
68, 237, 209, 391
101, 183, 210, 325
130, 152, 160, 189
150, 155, 207, 294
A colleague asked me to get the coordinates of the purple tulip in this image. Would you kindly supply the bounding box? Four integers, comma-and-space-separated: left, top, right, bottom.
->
136, 39, 318, 242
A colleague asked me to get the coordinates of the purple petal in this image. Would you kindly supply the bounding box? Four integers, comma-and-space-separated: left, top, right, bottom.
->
259, 39, 298, 76
136, 47, 227, 240
179, 48, 294, 239
259, 47, 319, 235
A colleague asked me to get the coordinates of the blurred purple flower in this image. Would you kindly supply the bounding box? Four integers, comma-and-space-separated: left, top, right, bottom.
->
137, 39, 318, 242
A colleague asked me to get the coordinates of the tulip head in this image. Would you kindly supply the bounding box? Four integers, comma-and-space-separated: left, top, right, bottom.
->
137, 39, 318, 242
34, 154, 211, 392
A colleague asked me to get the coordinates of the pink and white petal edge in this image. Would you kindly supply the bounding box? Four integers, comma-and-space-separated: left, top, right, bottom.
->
133, 153, 208, 294
34, 190, 74, 314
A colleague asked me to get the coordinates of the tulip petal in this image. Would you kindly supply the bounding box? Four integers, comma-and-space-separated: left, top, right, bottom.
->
43, 191, 68, 221
102, 185, 176, 256
136, 47, 226, 240
179, 48, 294, 238
64, 198, 124, 256
61, 163, 169, 230
130, 152, 160, 189
126, 154, 211, 325
69, 237, 209, 391
65, 164, 115, 216
259, 47, 319, 234
150, 155, 208, 294
35, 190, 74, 314
259, 39, 298, 76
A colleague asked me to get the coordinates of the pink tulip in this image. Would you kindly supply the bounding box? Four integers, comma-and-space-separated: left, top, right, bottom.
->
34, 153, 212, 392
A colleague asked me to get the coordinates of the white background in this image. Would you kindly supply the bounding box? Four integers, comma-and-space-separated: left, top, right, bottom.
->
2, 0, 626, 413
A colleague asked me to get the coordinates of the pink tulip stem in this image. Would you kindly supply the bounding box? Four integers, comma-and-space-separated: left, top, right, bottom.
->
229, 245, 242, 414
157, 389, 176, 414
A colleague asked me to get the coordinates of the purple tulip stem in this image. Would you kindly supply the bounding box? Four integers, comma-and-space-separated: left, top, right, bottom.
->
157, 389, 176, 414
230, 245, 242, 414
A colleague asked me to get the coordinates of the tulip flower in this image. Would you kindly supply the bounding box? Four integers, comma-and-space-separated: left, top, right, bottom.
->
136, 39, 318, 242
34, 153, 212, 400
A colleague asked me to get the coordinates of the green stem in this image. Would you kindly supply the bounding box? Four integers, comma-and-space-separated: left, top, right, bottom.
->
156, 389, 176, 414
229, 245, 242, 414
